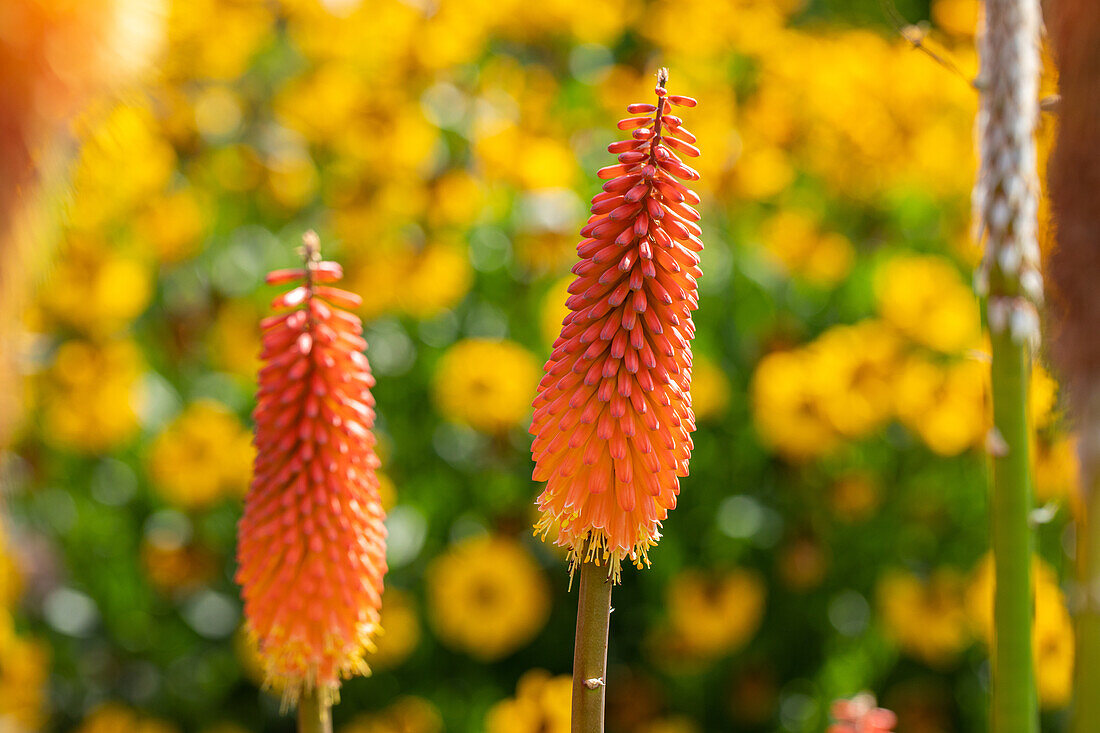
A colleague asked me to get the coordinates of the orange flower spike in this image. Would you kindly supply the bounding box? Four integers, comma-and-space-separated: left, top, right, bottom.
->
531, 70, 702, 582
236, 231, 388, 707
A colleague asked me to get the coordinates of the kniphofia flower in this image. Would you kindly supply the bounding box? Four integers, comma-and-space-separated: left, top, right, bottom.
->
531, 69, 702, 581
237, 232, 387, 705
828, 693, 897, 733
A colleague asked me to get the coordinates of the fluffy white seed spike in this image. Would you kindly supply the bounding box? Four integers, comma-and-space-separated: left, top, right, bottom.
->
974, 0, 1044, 345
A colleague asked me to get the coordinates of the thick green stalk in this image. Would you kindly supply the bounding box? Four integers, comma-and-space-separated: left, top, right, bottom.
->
298, 689, 332, 733
572, 557, 612, 733
1074, 468, 1100, 733
975, 0, 1042, 727
989, 326, 1038, 733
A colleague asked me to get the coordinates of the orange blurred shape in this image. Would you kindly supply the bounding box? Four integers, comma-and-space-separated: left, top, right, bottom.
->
0, 0, 162, 444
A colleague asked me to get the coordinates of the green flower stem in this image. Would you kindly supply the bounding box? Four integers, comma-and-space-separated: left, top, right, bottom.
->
298, 689, 332, 733
572, 555, 612, 733
1074, 481, 1100, 733
989, 325, 1038, 733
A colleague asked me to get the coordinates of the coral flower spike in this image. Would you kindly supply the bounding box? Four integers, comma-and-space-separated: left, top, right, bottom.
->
237, 232, 387, 716
531, 69, 703, 583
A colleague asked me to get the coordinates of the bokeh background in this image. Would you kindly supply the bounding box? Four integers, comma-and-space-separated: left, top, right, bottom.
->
0, 0, 1077, 731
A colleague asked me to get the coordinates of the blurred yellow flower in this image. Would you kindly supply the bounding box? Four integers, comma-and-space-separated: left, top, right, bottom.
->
965, 553, 1074, 708
371, 589, 421, 671
192, 85, 243, 139
1034, 580, 1075, 709
38, 235, 152, 334
733, 145, 794, 200
433, 339, 542, 433
894, 355, 988, 456
751, 348, 839, 461
135, 186, 208, 263
752, 321, 906, 457
878, 568, 971, 667
666, 569, 766, 657
640, 0, 795, 58
275, 63, 365, 144
429, 170, 485, 228
427, 536, 550, 660
147, 400, 254, 509
690, 354, 731, 423
345, 239, 473, 321
400, 240, 475, 319
69, 103, 176, 231
0, 611, 48, 732
760, 210, 854, 285
474, 126, 577, 190
41, 338, 144, 453
1032, 432, 1078, 505
875, 255, 981, 354
264, 147, 319, 211
197, 143, 263, 192
485, 669, 571, 733
342, 696, 443, 733
932, 0, 979, 36
809, 320, 902, 438
73, 702, 179, 733
1029, 363, 1060, 430
165, 0, 274, 80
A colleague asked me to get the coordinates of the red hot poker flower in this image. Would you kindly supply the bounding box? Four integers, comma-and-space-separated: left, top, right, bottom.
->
531, 69, 702, 582
828, 694, 897, 733
237, 232, 387, 705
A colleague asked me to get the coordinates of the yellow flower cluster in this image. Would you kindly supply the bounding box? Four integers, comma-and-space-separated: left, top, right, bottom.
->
346, 239, 473, 321
877, 553, 1074, 709
759, 210, 855, 286
426, 536, 550, 660
40, 339, 145, 453
735, 24, 977, 202
660, 569, 766, 659
752, 253, 997, 460
433, 340, 542, 433
878, 568, 972, 668
875, 255, 981, 354
147, 400, 254, 510
36, 235, 152, 335
752, 320, 904, 460
485, 670, 571, 733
